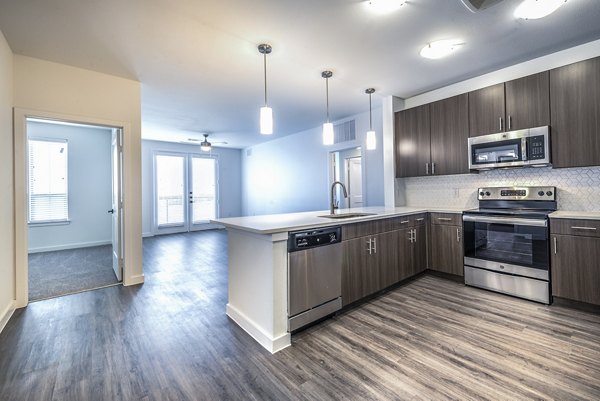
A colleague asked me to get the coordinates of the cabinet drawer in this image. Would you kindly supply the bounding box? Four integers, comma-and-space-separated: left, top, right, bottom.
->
430, 212, 462, 226
343, 218, 396, 240
412, 213, 428, 226
550, 218, 600, 237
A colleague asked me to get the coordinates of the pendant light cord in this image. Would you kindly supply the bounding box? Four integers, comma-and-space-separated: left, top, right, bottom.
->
369, 92, 373, 130
326, 77, 330, 122
263, 53, 268, 106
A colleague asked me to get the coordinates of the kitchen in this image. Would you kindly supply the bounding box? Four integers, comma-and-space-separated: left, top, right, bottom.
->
1, 3, 598, 398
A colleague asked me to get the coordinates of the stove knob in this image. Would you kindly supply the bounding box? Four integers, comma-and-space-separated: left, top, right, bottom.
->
485, 191, 491, 196
479, 191, 485, 196
546, 191, 553, 196
538, 191, 545, 196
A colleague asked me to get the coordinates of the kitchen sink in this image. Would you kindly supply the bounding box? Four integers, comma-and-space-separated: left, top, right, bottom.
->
318, 212, 376, 219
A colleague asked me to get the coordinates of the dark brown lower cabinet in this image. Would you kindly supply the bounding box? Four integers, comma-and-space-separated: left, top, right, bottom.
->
429, 224, 464, 276
342, 231, 398, 306
413, 225, 427, 275
398, 225, 428, 280
551, 234, 600, 305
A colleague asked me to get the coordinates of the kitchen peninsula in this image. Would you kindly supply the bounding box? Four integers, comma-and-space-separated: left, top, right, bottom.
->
213, 206, 459, 353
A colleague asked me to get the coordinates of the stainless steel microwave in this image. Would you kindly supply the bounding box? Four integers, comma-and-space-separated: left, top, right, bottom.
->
468, 126, 551, 170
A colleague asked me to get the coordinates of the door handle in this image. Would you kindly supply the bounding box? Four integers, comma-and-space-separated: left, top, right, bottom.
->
553, 237, 557, 255
108, 209, 115, 214
508, 115, 512, 130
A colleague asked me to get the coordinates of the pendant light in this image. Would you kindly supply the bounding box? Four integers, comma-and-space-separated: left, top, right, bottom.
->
365, 88, 376, 150
322, 70, 334, 146
258, 43, 273, 135
200, 134, 212, 152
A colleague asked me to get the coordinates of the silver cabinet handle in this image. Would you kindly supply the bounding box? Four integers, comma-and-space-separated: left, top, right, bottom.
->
367, 238, 372, 255
553, 237, 557, 255
499, 117, 503, 131
571, 226, 597, 231
413, 229, 417, 243
432, 162, 436, 175
457, 228, 460, 243
416, 218, 425, 222
400, 220, 409, 224
437, 217, 452, 221
425, 162, 430, 175
508, 115, 512, 130
372, 237, 377, 254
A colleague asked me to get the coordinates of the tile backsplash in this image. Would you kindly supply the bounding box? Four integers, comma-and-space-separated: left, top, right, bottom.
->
397, 166, 600, 212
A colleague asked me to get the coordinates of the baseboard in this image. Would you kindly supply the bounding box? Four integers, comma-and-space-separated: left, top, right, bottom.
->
142, 232, 154, 238
28, 240, 112, 254
0, 301, 16, 334
124, 274, 145, 286
226, 303, 290, 354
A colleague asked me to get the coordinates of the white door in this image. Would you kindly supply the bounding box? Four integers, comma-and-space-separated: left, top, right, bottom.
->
110, 129, 123, 281
346, 157, 363, 208
154, 152, 218, 234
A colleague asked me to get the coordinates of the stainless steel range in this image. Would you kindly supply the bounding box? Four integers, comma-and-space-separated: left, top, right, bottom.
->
463, 186, 556, 304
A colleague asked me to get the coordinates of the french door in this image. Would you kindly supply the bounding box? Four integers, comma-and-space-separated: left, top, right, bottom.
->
154, 152, 218, 234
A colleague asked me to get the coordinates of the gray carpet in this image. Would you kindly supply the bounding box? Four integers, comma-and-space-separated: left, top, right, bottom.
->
28, 245, 120, 301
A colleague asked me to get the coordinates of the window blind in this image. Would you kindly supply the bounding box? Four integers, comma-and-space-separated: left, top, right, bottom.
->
28, 138, 69, 223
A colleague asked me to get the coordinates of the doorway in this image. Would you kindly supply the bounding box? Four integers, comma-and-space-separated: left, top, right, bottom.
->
329, 147, 364, 209
26, 118, 123, 301
153, 151, 218, 235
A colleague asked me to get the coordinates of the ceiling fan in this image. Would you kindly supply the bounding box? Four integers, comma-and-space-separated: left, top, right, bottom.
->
179, 134, 228, 152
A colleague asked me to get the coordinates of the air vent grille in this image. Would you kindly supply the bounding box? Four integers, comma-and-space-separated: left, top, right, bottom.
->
334, 120, 356, 144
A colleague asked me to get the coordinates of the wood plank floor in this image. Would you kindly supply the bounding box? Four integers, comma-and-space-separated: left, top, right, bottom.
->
1, 229, 599, 400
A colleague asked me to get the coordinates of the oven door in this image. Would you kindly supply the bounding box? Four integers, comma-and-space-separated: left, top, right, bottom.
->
463, 215, 549, 280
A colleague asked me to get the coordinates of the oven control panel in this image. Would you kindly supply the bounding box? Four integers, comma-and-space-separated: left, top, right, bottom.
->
478, 186, 556, 201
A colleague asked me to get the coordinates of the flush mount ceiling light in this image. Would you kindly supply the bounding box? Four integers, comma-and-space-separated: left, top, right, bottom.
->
365, 88, 377, 150
514, 0, 567, 20
367, 0, 406, 13
322, 70, 334, 146
258, 43, 273, 135
200, 134, 212, 152
420, 39, 464, 59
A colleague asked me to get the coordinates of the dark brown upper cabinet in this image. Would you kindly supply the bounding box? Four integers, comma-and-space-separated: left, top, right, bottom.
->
468, 72, 550, 137
550, 57, 600, 168
395, 104, 431, 178
430, 94, 469, 175
468, 83, 505, 137
505, 71, 550, 131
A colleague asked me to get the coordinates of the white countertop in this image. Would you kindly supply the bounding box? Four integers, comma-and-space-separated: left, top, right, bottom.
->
212, 206, 466, 234
550, 211, 600, 220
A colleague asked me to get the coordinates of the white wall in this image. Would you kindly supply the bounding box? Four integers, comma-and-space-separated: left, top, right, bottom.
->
0, 30, 15, 331
13, 55, 143, 306
242, 108, 384, 216
27, 121, 112, 252
141, 140, 242, 235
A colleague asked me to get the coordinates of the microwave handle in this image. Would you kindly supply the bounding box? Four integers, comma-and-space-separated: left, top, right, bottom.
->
521, 137, 528, 162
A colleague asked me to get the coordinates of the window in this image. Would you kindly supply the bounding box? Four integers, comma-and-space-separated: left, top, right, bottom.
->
28, 138, 69, 223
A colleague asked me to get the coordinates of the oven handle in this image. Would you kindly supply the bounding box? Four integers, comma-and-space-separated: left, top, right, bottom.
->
462, 215, 547, 227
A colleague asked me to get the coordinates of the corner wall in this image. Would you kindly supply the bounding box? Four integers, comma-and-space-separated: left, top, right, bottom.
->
12, 55, 143, 306
241, 108, 384, 216
0, 30, 15, 331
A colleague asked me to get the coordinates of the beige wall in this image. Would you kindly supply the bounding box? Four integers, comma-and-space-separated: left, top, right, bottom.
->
0, 31, 15, 329
12, 55, 143, 306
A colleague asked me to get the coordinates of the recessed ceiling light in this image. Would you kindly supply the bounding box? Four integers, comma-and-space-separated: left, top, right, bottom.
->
420, 39, 464, 60
514, 0, 567, 20
367, 0, 406, 14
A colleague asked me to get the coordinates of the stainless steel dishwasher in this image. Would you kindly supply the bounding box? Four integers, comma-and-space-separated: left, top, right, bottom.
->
287, 226, 342, 332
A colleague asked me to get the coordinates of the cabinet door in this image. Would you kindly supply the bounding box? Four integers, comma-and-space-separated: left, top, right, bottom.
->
413, 226, 427, 275
430, 94, 469, 175
551, 234, 600, 305
550, 57, 600, 168
376, 231, 399, 289
505, 71, 550, 131
342, 237, 369, 306
395, 105, 431, 177
397, 228, 413, 281
468, 83, 505, 137
429, 224, 463, 276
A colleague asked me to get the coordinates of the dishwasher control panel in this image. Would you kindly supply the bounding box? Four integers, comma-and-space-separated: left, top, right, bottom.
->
288, 226, 342, 252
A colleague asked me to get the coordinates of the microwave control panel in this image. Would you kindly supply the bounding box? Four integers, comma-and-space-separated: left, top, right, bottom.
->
527, 135, 546, 160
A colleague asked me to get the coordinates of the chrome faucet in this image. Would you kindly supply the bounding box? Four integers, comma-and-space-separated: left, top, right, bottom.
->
330, 181, 348, 215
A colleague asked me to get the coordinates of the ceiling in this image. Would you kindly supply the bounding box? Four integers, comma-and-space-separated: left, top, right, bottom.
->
1, 0, 600, 148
